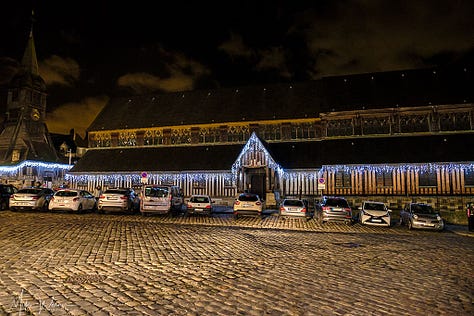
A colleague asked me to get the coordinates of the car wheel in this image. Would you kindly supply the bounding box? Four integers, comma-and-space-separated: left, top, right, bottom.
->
77, 204, 83, 213
399, 217, 404, 226
0, 200, 7, 211
42, 201, 49, 212
408, 220, 413, 230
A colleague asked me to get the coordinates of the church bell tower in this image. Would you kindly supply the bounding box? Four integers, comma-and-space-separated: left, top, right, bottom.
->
0, 16, 58, 164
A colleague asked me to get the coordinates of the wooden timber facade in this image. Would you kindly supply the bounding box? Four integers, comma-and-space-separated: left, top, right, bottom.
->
68, 65, 473, 204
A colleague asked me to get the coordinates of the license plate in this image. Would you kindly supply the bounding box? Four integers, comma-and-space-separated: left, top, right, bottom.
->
372, 219, 382, 222
195, 208, 203, 211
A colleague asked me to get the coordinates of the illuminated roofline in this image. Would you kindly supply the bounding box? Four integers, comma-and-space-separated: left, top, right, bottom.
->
0, 160, 73, 174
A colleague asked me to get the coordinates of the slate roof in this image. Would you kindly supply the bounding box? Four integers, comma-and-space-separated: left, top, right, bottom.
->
266, 133, 474, 169
69, 133, 473, 173
69, 145, 244, 173
26, 141, 58, 162
88, 66, 472, 132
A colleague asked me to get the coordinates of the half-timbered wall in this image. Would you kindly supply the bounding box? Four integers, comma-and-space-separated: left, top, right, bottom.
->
320, 164, 474, 196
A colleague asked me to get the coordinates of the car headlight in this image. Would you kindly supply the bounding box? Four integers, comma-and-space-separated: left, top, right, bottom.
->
436, 215, 442, 221
413, 214, 418, 219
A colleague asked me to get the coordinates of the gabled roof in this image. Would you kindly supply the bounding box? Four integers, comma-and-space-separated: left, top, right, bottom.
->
88, 65, 472, 132
69, 144, 243, 173
69, 133, 473, 174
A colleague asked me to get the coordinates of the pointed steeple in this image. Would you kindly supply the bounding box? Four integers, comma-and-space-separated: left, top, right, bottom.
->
21, 29, 39, 76
21, 10, 39, 76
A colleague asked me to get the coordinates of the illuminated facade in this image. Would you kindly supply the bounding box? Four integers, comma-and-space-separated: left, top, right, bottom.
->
69, 66, 473, 207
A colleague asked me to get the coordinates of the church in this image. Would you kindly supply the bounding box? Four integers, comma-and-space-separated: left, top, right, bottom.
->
67, 63, 474, 209
0, 28, 71, 187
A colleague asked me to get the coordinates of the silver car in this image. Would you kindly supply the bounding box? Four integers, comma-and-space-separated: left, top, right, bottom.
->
315, 196, 352, 224
9, 187, 55, 211
400, 203, 444, 231
279, 198, 312, 218
97, 188, 140, 213
358, 201, 391, 227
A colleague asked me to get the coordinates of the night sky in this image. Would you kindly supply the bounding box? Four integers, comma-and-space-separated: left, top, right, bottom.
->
0, 0, 473, 137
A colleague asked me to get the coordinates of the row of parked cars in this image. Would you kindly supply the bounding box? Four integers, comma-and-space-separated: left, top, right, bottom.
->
232, 192, 445, 231
3, 185, 445, 231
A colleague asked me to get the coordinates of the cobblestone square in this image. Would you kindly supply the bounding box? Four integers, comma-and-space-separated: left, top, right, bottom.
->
0, 210, 472, 315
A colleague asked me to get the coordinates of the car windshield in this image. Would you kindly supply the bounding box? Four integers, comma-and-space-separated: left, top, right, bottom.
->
365, 202, 385, 211
17, 188, 42, 194
145, 187, 168, 197
284, 200, 304, 207
104, 189, 128, 195
190, 196, 209, 203
239, 194, 259, 202
56, 191, 78, 197
412, 204, 436, 214
325, 198, 349, 208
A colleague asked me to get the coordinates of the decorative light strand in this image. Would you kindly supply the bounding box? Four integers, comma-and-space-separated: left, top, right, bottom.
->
0, 160, 72, 175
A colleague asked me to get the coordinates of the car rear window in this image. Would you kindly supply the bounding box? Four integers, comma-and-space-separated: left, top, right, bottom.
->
17, 188, 42, 194
283, 200, 304, 207
56, 191, 78, 197
325, 198, 349, 208
145, 187, 169, 197
239, 194, 259, 202
104, 189, 128, 195
190, 196, 209, 203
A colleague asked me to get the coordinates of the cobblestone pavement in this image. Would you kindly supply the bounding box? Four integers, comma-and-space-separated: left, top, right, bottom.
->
0, 209, 473, 316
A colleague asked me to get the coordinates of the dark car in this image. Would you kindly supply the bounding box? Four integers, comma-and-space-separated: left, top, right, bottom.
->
400, 202, 444, 231
9, 187, 55, 211
315, 196, 352, 224
0, 184, 18, 210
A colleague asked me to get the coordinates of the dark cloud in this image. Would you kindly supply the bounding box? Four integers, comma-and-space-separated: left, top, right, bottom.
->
0, 0, 472, 135
289, 0, 474, 77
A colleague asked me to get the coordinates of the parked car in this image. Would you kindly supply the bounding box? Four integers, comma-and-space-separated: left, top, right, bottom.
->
233, 193, 264, 218
400, 202, 444, 231
140, 185, 184, 215
49, 189, 97, 212
97, 188, 140, 213
9, 187, 55, 211
315, 196, 352, 224
186, 195, 213, 216
279, 198, 312, 218
0, 184, 18, 210
357, 201, 391, 227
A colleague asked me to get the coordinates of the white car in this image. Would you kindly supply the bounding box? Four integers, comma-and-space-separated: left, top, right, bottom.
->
49, 189, 97, 212
358, 201, 391, 227
233, 193, 264, 218
186, 195, 213, 216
